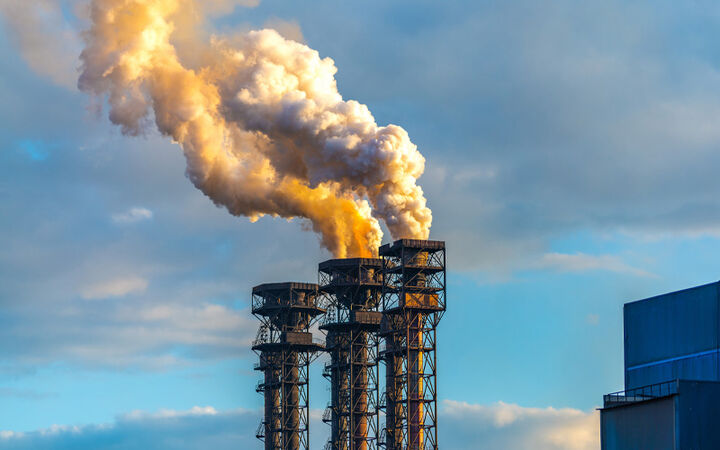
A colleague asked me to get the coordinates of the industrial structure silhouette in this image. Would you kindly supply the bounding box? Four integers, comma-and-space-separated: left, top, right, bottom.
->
601, 281, 720, 449
252, 239, 446, 450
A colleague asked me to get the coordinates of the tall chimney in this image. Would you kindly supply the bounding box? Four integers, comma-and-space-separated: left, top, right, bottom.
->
319, 258, 383, 449
379, 239, 446, 450
252, 282, 325, 450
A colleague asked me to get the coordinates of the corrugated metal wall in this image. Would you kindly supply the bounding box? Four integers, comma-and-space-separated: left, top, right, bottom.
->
676, 380, 720, 449
601, 397, 675, 450
603, 284, 720, 449
624, 282, 720, 389
601, 380, 720, 449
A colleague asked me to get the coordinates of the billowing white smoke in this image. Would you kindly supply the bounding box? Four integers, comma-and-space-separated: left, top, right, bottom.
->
79, 0, 432, 257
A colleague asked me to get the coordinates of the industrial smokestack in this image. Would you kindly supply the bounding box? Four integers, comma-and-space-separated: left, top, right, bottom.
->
319, 257, 383, 449
78, 0, 432, 258
251, 282, 325, 450
380, 239, 446, 450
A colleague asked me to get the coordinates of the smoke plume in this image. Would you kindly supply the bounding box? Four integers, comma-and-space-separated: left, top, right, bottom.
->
79, 0, 432, 257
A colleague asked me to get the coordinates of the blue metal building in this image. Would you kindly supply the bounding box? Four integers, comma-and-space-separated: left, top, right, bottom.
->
601, 281, 720, 450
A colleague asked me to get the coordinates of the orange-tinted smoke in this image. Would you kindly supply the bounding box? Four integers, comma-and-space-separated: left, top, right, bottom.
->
79, 0, 431, 257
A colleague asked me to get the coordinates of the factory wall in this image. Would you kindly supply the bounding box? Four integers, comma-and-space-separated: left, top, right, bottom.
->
601, 396, 675, 450
601, 380, 720, 450
624, 281, 720, 389
675, 380, 720, 449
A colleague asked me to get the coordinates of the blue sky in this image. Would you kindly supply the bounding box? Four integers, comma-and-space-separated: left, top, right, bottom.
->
3, 0, 720, 448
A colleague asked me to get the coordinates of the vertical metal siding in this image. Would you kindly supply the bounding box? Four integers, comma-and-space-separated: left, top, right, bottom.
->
626, 352, 719, 390
624, 282, 720, 389
601, 398, 675, 450
676, 380, 720, 449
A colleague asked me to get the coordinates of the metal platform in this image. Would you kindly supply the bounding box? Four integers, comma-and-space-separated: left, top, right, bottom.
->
379, 239, 446, 450
252, 282, 325, 450
319, 257, 383, 450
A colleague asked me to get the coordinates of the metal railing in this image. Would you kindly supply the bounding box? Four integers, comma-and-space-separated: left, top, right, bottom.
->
603, 380, 678, 407
323, 403, 333, 422
254, 329, 324, 347
325, 273, 382, 285
253, 326, 271, 347
252, 293, 322, 312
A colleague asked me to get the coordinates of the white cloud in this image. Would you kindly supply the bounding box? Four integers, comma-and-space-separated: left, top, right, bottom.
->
0, 402, 599, 450
0, 387, 55, 399
442, 400, 600, 450
122, 406, 218, 420
0, 300, 255, 369
81, 276, 148, 300
536, 252, 655, 278
111, 207, 153, 224
0, 430, 23, 439
0, 406, 259, 449
128, 303, 251, 333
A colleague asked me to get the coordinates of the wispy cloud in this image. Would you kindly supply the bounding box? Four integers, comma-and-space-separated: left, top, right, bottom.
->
81, 276, 148, 300
0, 299, 254, 369
111, 207, 153, 224
535, 252, 655, 278
0, 406, 258, 450
0, 431, 22, 439
121, 406, 219, 420
0, 387, 56, 400
0, 402, 599, 450
442, 400, 599, 450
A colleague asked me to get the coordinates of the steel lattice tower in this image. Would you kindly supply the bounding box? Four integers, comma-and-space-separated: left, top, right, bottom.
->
252, 282, 325, 450
379, 240, 446, 450
319, 258, 384, 450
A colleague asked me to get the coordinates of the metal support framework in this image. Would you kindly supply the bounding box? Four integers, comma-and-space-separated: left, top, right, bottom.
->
379, 240, 446, 450
252, 282, 325, 450
319, 258, 384, 450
